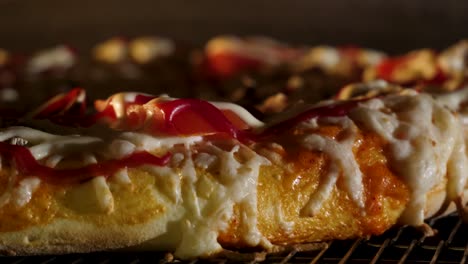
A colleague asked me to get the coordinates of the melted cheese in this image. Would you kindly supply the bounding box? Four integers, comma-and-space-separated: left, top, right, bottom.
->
0, 173, 41, 209
438, 40, 468, 75
0, 126, 202, 210
0, 110, 272, 258
194, 152, 217, 169
106, 139, 136, 159
111, 167, 132, 185
129, 37, 175, 64
65, 176, 114, 214
360, 49, 386, 66
435, 87, 468, 111
93, 38, 127, 64
297, 46, 340, 71
120, 132, 203, 151
171, 143, 271, 258
275, 203, 294, 233
435, 87, 468, 126
294, 91, 468, 226
211, 101, 264, 128
350, 93, 468, 225
206, 35, 289, 66
28, 45, 75, 74
12, 177, 41, 207
301, 117, 364, 216
45, 154, 62, 168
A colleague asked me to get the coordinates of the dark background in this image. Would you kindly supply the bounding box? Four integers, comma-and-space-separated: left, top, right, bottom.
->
1, 0, 467, 53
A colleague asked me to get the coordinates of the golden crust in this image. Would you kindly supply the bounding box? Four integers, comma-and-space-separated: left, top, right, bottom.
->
0, 170, 182, 255
0, 218, 168, 255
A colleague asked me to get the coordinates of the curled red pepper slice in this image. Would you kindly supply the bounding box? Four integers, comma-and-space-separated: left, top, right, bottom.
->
155, 98, 248, 140
30, 90, 253, 141
32, 88, 86, 120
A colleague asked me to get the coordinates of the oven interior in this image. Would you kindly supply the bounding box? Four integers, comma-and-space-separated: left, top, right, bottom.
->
1, 1, 468, 263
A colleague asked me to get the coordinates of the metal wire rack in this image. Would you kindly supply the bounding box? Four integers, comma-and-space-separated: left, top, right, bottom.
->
1, 213, 467, 264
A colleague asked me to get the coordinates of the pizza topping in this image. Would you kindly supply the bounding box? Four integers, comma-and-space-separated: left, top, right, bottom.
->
270, 89, 468, 226
29, 136, 101, 161
295, 45, 386, 75
210, 101, 264, 128
0, 125, 269, 257
121, 132, 203, 152
129, 37, 175, 64
0, 126, 172, 185
301, 117, 363, 216
339, 46, 386, 68
194, 152, 217, 170
65, 176, 115, 214
33, 90, 262, 141
150, 98, 249, 139
93, 37, 128, 64
191, 144, 271, 251
275, 204, 295, 233
438, 40, 468, 77
356, 48, 387, 67
204, 35, 302, 78
106, 139, 136, 159
143, 141, 271, 259
335, 80, 396, 100
11, 177, 41, 207
435, 87, 468, 125
350, 93, 468, 225
111, 167, 132, 185
203, 52, 263, 79
256, 93, 288, 114
260, 99, 362, 138
31, 87, 86, 120
0, 140, 170, 184
11, 87, 468, 228
375, 55, 411, 82
27, 45, 76, 74
372, 50, 443, 85
295, 46, 340, 72
45, 154, 63, 168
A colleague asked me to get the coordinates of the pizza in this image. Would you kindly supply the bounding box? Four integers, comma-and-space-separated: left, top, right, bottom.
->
364, 40, 468, 91
193, 36, 389, 117
0, 80, 467, 259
